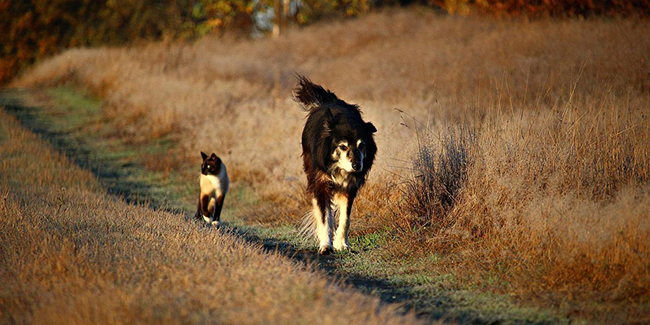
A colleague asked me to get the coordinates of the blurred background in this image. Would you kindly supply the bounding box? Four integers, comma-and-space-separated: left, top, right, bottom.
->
2, 0, 650, 85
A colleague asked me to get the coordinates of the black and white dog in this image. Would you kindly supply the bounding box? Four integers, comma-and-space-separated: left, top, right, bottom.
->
295, 76, 377, 255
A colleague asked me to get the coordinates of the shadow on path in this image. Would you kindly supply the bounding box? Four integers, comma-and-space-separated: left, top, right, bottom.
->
0, 89, 182, 213
227, 225, 417, 310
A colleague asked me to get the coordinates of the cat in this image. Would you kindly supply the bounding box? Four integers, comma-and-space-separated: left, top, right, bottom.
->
195, 151, 229, 227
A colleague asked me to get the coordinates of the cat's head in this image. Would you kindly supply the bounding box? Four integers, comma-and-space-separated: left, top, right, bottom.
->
200, 151, 222, 176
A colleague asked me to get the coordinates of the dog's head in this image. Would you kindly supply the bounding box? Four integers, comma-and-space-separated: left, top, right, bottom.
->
322, 108, 377, 174
200, 151, 222, 176
295, 75, 378, 175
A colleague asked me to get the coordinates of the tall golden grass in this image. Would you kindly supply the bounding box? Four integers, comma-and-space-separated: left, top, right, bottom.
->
12, 8, 650, 320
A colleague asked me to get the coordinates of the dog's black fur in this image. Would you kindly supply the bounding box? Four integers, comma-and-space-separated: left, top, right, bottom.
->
295, 75, 377, 254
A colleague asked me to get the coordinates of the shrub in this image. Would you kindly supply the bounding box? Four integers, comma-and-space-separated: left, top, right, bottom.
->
401, 128, 474, 230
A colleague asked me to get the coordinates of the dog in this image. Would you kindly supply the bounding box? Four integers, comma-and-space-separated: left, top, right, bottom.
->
195, 151, 229, 227
294, 76, 377, 255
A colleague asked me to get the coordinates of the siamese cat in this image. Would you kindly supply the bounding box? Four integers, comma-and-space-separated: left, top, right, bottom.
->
195, 152, 229, 227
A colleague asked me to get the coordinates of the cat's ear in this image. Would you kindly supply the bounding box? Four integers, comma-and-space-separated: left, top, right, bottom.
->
210, 153, 218, 160
201, 151, 208, 160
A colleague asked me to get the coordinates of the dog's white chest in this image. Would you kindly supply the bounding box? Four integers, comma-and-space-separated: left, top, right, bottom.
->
331, 170, 355, 188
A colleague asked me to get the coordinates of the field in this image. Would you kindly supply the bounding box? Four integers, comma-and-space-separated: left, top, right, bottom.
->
4, 8, 650, 324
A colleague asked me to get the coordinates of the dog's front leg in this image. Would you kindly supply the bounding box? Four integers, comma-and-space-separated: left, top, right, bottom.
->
333, 193, 353, 251
312, 198, 333, 255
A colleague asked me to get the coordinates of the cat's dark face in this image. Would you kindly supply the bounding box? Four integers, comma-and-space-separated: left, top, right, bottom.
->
200, 152, 222, 175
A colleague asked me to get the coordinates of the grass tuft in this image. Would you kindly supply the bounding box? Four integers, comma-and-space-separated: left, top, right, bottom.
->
402, 128, 474, 230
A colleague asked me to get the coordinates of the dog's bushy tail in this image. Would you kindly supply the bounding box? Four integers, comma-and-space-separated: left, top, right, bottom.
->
298, 211, 316, 241
293, 75, 339, 111
298, 209, 336, 245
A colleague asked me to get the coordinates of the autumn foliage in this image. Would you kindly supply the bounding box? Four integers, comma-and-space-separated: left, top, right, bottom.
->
0, 0, 259, 86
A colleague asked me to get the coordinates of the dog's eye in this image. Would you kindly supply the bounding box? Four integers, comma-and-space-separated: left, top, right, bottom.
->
358, 143, 365, 151
339, 144, 348, 151
206, 165, 211, 169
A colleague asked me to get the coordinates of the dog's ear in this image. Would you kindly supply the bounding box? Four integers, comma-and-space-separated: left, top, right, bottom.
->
313, 138, 331, 171
210, 153, 218, 160
365, 122, 377, 133
323, 108, 338, 134
201, 151, 208, 160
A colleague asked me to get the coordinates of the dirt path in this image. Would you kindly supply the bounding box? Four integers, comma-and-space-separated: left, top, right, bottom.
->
234, 229, 416, 309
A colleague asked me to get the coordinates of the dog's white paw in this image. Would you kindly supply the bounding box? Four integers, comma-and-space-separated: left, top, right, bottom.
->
211, 220, 221, 228
333, 239, 350, 251
318, 245, 333, 255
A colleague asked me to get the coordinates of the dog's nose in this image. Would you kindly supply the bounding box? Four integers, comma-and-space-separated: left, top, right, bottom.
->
352, 162, 361, 171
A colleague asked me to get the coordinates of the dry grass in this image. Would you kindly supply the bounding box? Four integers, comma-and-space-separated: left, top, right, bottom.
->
0, 109, 418, 324
11, 8, 650, 321
399, 128, 473, 230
